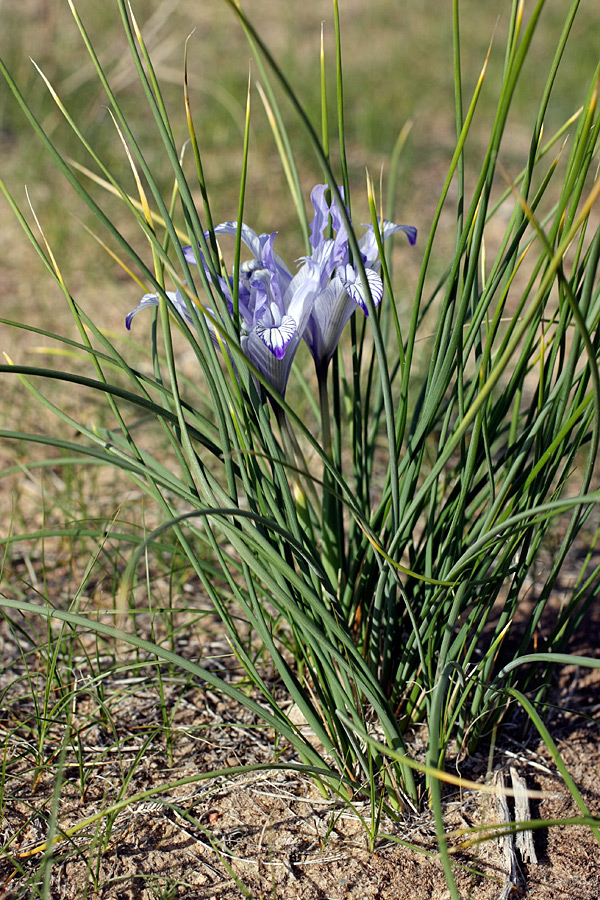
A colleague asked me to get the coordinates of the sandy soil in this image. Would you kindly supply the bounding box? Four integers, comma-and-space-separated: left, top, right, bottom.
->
1, 592, 599, 900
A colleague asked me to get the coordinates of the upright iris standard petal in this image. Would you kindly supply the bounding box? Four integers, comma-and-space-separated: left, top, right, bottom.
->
309, 183, 348, 252
184, 222, 293, 298
309, 184, 332, 249
304, 186, 417, 369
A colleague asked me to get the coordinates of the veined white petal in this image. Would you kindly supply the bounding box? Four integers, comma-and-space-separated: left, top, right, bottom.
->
340, 267, 383, 314
255, 314, 296, 359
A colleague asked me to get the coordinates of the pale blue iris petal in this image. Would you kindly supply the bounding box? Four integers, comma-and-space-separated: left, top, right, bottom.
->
214, 221, 263, 259
126, 290, 193, 330
308, 184, 348, 252
296, 237, 339, 289
284, 258, 322, 326
182, 245, 203, 266
183, 222, 269, 274
308, 184, 330, 248
249, 276, 270, 322
126, 293, 159, 329
396, 223, 418, 245
358, 221, 418, 268
304, 279, 356, 367
212, 223, 293, 297
260, 231, 293, 300
329, 194, 348, 246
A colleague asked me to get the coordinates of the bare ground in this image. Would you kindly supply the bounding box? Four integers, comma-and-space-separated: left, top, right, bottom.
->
1, 586, 599, 900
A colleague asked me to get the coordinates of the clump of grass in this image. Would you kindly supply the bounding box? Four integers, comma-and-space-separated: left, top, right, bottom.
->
1, 1, 600, 897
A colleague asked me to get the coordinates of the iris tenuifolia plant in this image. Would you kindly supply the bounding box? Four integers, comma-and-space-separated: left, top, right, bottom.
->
2, 1, 600, 890
125, 187, 415, 399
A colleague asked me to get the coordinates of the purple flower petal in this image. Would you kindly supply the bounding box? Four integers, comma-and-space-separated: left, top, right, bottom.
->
182, 245, 201, 265
399, 224, 418, 246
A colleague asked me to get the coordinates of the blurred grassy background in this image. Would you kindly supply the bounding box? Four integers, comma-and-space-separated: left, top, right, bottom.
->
0, 0, 598, 530
3, 1, 598, 239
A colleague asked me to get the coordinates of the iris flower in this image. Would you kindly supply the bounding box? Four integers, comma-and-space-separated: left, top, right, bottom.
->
303, 184, 417, 372
126, 186, 415, 396
127, 221, 327, 397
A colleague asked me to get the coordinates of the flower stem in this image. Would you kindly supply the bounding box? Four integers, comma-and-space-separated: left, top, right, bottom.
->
318, 363, 333, 459
318, 364, 344, 591
274, 403, 319, 547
